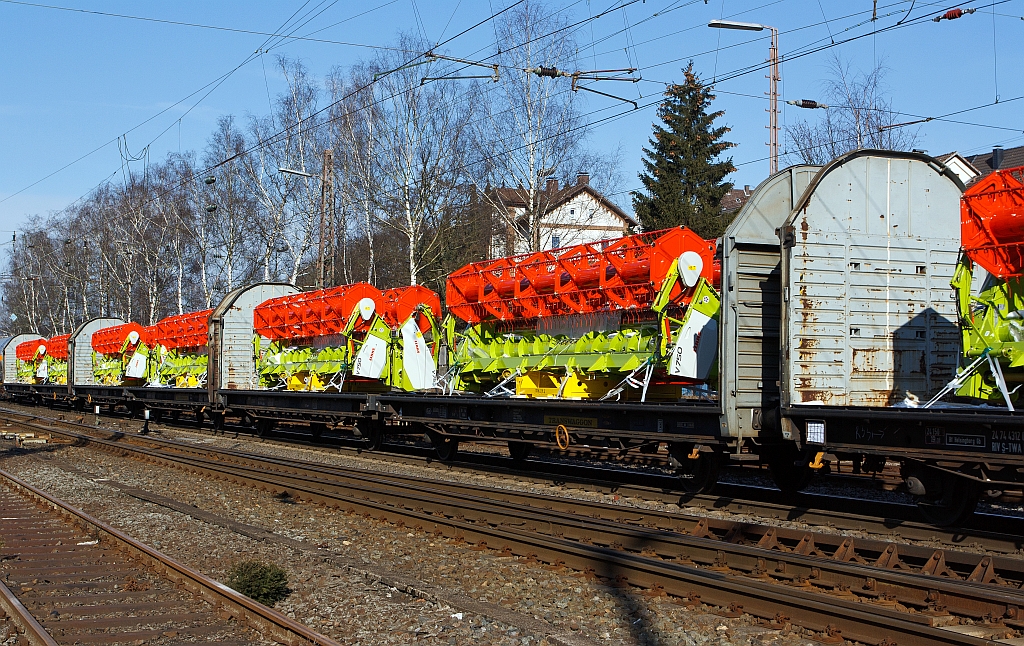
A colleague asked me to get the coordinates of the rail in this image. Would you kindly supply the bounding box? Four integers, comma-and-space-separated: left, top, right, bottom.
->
4, 414, 1021, 644
0, 466, 342, 646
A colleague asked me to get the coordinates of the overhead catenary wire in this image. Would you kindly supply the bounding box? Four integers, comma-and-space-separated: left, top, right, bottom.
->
0, 0, 344, 206
9, 0, 1018, 224
7, 0, 648, 209
76, 0, 645, 214
0, 0, 409, 51
20, 0, 534, 214
41, 0, 1003, 225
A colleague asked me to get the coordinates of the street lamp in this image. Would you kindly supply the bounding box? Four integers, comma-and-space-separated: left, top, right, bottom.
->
278, 167, 315, 178
709, 20, 780, 175
278, 155, 333, 290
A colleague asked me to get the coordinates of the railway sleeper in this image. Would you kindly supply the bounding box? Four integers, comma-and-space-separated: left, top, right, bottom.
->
28, 420, 1024, 621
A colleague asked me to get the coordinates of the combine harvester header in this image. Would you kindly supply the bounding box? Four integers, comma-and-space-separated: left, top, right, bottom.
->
445, 226, 720, 400
91, 322, 153, 385
948, 165, 1024, 407
13, 335, 68, 384
253, 283, 441, 392
150, 309, 212, 388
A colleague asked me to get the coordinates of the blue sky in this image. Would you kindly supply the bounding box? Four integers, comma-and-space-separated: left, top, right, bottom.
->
0, 0, 1021, 234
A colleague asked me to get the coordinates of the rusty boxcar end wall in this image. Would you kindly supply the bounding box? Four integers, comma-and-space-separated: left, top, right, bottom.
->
69, 317, 125, 389
209, 282, 298, 400
780, 150, 964, 412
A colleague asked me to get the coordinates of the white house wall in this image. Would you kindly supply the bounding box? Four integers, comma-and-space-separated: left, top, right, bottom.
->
498, 192, 631, 256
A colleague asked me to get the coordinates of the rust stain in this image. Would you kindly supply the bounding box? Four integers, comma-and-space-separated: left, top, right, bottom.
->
797, 337, 818, 349
800, 217, 809, 242
799, 389, 834, 403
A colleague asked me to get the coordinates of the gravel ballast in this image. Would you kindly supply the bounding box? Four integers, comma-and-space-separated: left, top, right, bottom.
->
0, 437, 817, 646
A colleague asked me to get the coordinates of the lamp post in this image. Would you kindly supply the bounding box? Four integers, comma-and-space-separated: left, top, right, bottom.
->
279, 156, 332, 290
708, 20, 780, 175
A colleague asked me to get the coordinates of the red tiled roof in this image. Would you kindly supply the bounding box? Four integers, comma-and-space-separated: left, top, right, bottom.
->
720, 185, 753, 213
489, 179, 636, 226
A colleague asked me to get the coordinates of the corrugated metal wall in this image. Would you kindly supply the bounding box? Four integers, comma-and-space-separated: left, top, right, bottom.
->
720, 166, 819, 438
209, 283, 297, 397
781, 152, 963, 407
69, 318, 124, 387
1, 334, 36, 384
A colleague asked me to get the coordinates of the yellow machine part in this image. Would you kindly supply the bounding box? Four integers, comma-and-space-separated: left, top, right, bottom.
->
174, 374, 201, 388
514, 369, 680, 401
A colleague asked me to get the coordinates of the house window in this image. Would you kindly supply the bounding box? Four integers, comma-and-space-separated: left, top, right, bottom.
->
551, 234, 561, 249
570, 208, 575, 215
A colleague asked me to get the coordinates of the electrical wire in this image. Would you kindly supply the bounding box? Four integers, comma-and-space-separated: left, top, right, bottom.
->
0, 0, 409, 51
2, 0, 409, 208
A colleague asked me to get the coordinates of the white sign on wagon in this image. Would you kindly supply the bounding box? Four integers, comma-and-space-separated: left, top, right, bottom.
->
125, 351, 148, 378
353, 334, 388, 379
401, 319, 436, 390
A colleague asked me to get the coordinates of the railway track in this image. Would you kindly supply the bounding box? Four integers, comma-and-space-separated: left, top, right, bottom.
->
4, 412, 1024, 645
8, 401, 1024, 554
0, 466, 340, 646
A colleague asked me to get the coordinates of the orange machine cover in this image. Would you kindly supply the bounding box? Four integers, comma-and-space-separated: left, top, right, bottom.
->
382, 286, 442, 331
46, 333, 70, 361
962, 165, 1024, 279
253, 283, 386, 341
15, 338, 45, 362
91, 323, 150, 356
152, 309, 212, 350
446, 227, 718, 324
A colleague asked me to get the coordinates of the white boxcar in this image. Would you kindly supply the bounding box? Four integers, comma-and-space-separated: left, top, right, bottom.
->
778, 150, 963, 409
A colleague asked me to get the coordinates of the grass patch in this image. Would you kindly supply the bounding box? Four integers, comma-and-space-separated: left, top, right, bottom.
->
226, 560, 290, 606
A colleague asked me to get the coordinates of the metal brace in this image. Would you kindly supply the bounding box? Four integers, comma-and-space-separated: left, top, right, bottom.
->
599, 359, 655, 403
485, 368, 521, 398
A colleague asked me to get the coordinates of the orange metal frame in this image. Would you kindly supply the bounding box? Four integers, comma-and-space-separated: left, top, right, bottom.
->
15, 338, 45, 362
152, 309, 212, 350
446, 227, 718, 324
91, 323, 150, 356
962, 165, 1024, 279
254, 283, 385, 341
45, 333, 70, 361
254, 283, 442, 342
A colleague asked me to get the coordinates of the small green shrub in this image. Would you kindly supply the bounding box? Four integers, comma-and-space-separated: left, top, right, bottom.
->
226, 560, 290, 606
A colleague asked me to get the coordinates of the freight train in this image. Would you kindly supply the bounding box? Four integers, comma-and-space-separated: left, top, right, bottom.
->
3, 149, 1022, 525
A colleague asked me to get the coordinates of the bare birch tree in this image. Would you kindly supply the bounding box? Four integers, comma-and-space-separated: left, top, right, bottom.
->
785, 53, 919, 165
328, 66, 381, 284
366, 36, 474, 286
244, 57, 327, 286
470, 1, 594, 254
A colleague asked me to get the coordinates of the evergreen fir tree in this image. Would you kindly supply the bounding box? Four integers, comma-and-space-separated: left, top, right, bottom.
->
632, 62, 736, 238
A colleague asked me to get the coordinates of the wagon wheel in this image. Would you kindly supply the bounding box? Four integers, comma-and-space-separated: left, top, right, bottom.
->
426, 429, 458, 462
914, 469, 981, 527
669, 443, 721, 494
361, 420, 385, 452
507, 441, 533, 463
255, 418, 275, 438
310, 422, 326, 441
765, 445, 814, 494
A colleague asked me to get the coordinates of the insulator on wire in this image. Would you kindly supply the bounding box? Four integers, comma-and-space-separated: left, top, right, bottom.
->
933, 8, 975, 22
786, 99, 829, 109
